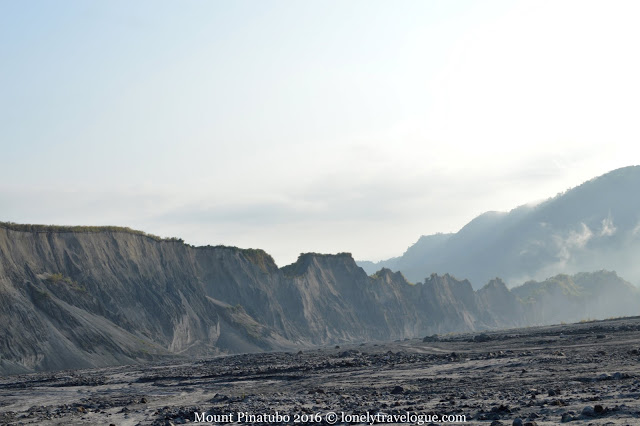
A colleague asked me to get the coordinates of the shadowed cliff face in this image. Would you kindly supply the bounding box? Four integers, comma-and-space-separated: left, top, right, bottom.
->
0, 228, 291, 375
1, 225, 638, 375
0, 226, 507, 374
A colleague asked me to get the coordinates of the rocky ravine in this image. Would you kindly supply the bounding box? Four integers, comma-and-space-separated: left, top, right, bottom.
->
1, 223, 638, 375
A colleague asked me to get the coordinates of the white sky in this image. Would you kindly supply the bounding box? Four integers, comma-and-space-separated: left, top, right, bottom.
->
1, 0, 639, 266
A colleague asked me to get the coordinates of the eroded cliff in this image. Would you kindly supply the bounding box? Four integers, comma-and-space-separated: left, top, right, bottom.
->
1, 223, 637, 375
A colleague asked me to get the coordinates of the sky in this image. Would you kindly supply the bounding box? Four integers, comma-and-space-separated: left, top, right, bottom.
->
1, 0, 639, 266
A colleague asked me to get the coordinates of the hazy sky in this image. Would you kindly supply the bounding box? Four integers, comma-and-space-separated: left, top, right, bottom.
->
1, 0, 639, 266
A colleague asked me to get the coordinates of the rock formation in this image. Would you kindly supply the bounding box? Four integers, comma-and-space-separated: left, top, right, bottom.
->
1, 223, 638, 375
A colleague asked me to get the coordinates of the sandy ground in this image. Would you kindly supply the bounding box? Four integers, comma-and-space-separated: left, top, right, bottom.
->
2, 317, 640, 425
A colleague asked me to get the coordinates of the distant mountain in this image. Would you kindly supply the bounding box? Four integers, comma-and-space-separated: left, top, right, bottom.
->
359, 166, 640, 288
512, 270, 640, 324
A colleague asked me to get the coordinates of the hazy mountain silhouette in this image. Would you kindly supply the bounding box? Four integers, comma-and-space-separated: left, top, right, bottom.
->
512, 270, 640, 324
359, 166, 640, 288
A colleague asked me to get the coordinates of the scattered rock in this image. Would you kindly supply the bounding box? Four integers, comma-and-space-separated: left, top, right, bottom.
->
491, 404, 511, 414
4, 316, 640, 425
390, 385, 404, 395
474, 333, 492, 342
560, 412, 573, 423
338, 350, 360, 358
581, 406, 594, 417
612, 372, 630, 380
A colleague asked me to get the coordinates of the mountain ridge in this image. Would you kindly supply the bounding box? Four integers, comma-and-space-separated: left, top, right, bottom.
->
3, 165, 640, 375
358, 166, 640, 287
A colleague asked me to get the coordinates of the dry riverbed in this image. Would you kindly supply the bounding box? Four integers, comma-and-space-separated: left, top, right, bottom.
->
2, 317, 640, 425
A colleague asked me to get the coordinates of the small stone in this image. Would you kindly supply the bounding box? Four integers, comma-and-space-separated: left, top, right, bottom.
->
560, 413, 573, 423
491, 404, 511, 413
594, 404, 604, 414
474, 333, 492, 342
512, 418, 523, 426
390, 385, 404, 394
581, 406, 594, 417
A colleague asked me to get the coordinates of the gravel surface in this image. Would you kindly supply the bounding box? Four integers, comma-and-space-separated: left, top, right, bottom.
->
2, 317, 640, 425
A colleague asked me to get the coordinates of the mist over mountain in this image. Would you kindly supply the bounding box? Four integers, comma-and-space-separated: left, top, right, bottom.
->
512, 270, 640, 324
359, 166, 640, 288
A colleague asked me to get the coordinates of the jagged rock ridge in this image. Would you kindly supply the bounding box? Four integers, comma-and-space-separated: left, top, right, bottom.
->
1, 223, 638, 375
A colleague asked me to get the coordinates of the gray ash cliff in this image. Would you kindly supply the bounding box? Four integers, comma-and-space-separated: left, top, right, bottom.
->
0, 227, 287, 375
0, 225, 512, 374
1, 224, 635, 375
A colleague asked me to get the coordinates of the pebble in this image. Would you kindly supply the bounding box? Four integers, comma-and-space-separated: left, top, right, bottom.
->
390, 386, 404, 395
581, 405, 594, 417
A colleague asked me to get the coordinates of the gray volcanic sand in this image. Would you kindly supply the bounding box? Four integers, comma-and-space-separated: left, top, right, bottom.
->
2, 317, 640, 425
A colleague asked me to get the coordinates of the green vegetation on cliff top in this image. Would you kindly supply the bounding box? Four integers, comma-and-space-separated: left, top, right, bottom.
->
0, 221, 184, 242
0, 221, 280, 270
